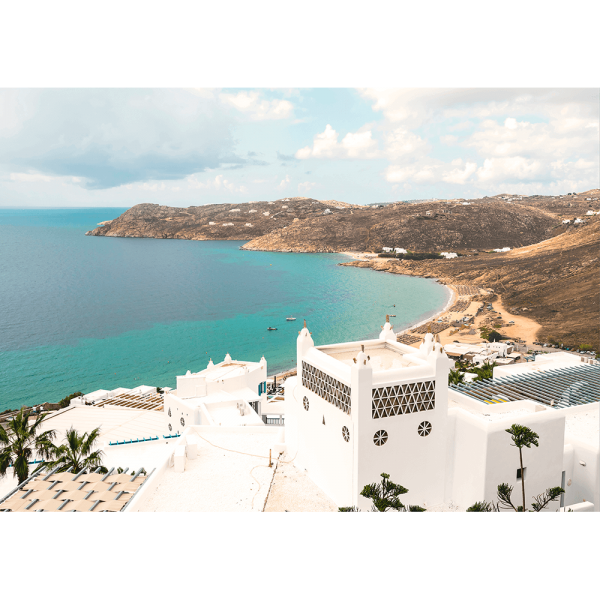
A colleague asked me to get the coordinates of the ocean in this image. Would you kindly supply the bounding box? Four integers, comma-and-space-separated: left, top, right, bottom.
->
0, 208, 449, 411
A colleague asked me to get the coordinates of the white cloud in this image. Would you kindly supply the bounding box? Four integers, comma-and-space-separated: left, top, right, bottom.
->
295, 124, 378, 159
440, 134, 458, 145
278, 174, 290, 190
220, 91, 293, 121
442, 160, 478, 184
9, 172, 82, 184
298, 181, 316, 194
187, 174, 247, 194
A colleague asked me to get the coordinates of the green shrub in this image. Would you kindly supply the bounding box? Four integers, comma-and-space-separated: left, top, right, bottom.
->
59, 391, 83, 409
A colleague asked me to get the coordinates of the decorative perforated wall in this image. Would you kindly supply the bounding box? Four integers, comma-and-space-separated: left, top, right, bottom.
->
372, 380, 435, 419
302, 361, 351, 415
342, 426, 350, 442
303, 396, 309, 411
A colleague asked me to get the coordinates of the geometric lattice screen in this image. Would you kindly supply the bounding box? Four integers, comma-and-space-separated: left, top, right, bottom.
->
302, 361, 351, 415
372, 380, 435, 419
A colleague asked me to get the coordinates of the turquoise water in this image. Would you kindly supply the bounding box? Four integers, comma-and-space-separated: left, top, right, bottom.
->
0, 208, 449, 410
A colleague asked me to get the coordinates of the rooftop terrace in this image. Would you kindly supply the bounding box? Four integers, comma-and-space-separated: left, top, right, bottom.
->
319, 342, 420, 372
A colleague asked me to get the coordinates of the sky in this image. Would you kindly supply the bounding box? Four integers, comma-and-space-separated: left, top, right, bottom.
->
0, 88, 598, 207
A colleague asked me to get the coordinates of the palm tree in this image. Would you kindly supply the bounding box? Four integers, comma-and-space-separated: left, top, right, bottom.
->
44, 426, 105, 474
0, 409, 57, 484
448, 369, 465, 385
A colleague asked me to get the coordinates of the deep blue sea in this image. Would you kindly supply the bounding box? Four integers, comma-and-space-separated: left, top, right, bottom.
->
0, 208, 449, 411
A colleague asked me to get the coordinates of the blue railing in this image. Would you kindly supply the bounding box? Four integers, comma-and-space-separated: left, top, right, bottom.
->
109, 436, 159, 446
162, 433, 181, 439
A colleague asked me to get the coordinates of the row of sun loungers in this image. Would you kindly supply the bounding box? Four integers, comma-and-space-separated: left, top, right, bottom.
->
412, 322, 450, 334
449, 299, 471, 313
396, 334, 423, 346
454, 285, 481, 296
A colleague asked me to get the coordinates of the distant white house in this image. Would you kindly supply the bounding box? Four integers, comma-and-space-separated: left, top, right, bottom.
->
323, 209, 332, 215
461, 201, 471, 205
440, 252, 458, 259
574, 218, 584, 224
395, 248, 407, 254
563, 219, 571, 224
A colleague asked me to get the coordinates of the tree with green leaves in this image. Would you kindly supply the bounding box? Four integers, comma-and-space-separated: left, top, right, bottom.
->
448, 369, 465, 385
59, 391, 83, 409
0, 409, 57, 484
467, 424, 564, 512
339, 473, 426, 512
43, 426, 106, 474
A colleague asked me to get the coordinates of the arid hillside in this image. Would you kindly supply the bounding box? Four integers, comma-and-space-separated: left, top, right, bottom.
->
242, 200, 561, 253
86, 198, 343, 241
342, 218, 600, 349
84, 193, 600, 252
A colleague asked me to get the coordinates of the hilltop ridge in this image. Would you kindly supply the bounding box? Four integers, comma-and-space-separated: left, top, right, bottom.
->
86, 190, 600, 252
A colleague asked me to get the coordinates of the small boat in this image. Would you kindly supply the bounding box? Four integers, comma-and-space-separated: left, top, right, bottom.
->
267, 327, 278, 331
389, 314, 396, 317
286, 316, 296, 321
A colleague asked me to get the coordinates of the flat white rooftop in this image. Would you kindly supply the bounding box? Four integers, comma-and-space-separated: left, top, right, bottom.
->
320, 343, 419, 371
188, 361, 261, 382
135, 428, 281, 511
39, 406, 166, 446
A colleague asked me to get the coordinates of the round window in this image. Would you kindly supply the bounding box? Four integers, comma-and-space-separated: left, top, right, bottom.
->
180, 417, 185, 427
418, 421, 432, 437
342, 426, 350, 442
303, 396, 309, 411
373, 430, 388, 446
168, 423, 172, 432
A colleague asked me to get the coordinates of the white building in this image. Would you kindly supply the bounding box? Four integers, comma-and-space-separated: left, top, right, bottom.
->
493, 247, 511, 253
382, 246, 393, 253
285, 317, 451, 510
395, 247, 407, 254
164, 354, 268, 433
285, 319, 598, 511
440, 252, 458, 259
563, 219, 571, 224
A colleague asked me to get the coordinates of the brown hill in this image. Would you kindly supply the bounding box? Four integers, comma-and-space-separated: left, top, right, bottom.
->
242, 200, 562, 253
342, 219, 600, 349
88, 195, 573, 253
86, 198, 346, 241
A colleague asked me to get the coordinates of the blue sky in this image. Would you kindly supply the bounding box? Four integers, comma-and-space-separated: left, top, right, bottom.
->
0, 88, 598, 207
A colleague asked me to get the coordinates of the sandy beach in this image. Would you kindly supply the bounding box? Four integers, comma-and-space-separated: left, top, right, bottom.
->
398, 283, 542, 349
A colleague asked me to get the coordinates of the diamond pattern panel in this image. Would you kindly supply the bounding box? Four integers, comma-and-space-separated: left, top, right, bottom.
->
372, 380, 435, 419
301, 361, 351, 415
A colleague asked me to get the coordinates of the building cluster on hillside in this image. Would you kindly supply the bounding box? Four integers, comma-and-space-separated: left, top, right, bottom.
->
1, 318, 597, 513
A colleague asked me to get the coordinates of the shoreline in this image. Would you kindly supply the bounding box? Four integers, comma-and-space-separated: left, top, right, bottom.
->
395, 282, 456, 338
340, 257, 546, 348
